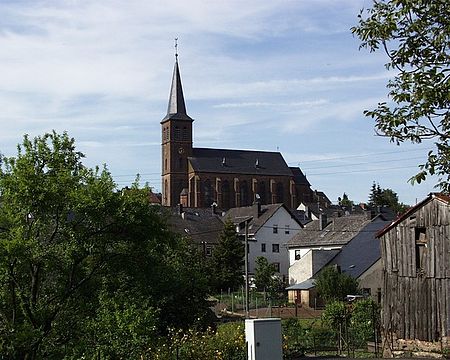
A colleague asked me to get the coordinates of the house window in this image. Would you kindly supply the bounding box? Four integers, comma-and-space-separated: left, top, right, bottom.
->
261, 243, 266, 253
273, 225, 278, 234
415, 227, 427, 272
272, 262, 280, 272
285, 225, 290, 234
247, 243, 250, 254
205, 247, 213, 257
272, 244, 280, 253
295, 250, 301, 260
362, 288, 371, 296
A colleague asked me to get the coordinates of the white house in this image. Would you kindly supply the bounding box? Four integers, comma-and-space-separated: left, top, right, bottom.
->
224, 202, 303, 279
286, 212, 395, 306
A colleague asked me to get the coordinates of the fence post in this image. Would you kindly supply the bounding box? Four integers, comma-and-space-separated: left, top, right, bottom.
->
232, 292, 234, 313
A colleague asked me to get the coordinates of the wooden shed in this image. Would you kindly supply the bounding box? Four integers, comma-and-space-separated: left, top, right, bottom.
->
376, 193, 450, 357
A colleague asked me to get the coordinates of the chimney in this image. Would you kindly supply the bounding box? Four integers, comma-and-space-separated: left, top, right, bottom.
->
319, 213, 328, 231
253, 198, 262, 218
366, 209, 376, 220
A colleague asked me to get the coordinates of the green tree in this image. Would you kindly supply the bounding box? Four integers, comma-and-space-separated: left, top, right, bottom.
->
254, 256, 276, 291
338, 193, 354, 208
209, 218, 244, 292
352, 0, 450, 192
0, 132, 212, 359
368, 182, 409, 213
315, 266, 359, 302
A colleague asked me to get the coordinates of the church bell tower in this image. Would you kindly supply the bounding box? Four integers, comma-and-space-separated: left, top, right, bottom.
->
161, 50, 193, 207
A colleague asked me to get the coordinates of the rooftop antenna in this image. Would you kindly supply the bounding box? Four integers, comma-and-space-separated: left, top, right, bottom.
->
174, 37, 178, 59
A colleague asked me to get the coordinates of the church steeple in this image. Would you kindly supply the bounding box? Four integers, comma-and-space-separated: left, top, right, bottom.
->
160, 42, 194, 207
161, 56, 193, 123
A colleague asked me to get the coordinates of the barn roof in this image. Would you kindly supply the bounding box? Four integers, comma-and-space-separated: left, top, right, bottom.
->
376, 192, 450, 238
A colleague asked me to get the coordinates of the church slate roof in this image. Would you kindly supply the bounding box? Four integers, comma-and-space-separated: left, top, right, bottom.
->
290, 167, 310, 186
161, 59, 193, 123
189, 148, 293, 176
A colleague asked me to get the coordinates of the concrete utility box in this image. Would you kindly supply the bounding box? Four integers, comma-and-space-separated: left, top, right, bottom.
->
245, 318, 282, 360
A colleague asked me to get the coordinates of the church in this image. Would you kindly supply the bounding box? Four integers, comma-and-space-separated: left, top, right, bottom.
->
161, 55, 314, 210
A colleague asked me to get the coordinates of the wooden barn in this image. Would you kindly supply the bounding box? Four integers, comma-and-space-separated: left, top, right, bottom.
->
376, 193, 450, 357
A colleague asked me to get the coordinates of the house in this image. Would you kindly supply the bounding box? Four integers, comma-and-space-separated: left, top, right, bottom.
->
288, 213, 370, 271
164, 204, 224, 256
376, 193, 450, 357
224, 202, 303, 279
287, 210, 394, 307
326, 216, 392, 302
160, 55, 314, 209
286, 213, 370, 306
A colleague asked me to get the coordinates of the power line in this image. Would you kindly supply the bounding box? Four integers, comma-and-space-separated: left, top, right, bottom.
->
307, 164, 420, 176
108, 148, 429, 190
291, 147, 432, 164
302, 156, 424, 170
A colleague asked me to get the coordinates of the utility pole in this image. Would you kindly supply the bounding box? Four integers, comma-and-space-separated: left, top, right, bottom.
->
235, 217, 251, 319
244, 219, 249, 319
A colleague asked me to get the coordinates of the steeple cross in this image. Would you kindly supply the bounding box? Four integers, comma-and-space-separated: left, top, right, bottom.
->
174, 37, 178, 58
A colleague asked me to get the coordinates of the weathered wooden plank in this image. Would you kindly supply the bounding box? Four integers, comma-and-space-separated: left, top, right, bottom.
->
385, 234, 392, 272
431, 278, 436, 341
401, 276, 406, 339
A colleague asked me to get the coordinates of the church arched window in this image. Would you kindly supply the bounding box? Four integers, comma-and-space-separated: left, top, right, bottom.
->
203, 179, 213, 207
257, 181, 266, 204
164, 180, 168, 203
221, 180, 231, 209
182, 126, 189, 141
174, 126, 181, 140
240, 180, 249, 206
276, 182, 284, 204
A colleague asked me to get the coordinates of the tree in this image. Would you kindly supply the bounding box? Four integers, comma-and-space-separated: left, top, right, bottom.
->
315, 266, 359, 302
209, 218, 244, 292
338, 193, 354, 208
0, 132, 213, 358
254, 256, 276, 291
352, 1, 450, 192
368, 182, 408, 213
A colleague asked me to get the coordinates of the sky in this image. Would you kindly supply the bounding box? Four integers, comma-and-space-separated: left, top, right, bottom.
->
0, 0, 439, 206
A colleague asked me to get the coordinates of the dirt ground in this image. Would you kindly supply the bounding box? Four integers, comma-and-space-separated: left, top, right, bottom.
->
215, 303, 322, 320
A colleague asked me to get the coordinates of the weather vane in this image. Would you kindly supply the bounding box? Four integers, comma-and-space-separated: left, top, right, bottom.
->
174, 37, 178, 58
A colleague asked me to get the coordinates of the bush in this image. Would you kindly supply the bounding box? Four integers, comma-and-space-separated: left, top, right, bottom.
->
146, 323, 246, 360
321, 299, 380, 353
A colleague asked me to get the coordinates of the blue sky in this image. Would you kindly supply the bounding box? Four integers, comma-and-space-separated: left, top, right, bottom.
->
0, 0, 438, 205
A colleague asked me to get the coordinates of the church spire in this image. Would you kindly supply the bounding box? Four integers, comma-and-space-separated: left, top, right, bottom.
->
161, 41, 193, 123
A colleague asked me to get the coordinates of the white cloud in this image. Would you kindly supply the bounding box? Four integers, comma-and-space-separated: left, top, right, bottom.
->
0, 0, 437, 205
